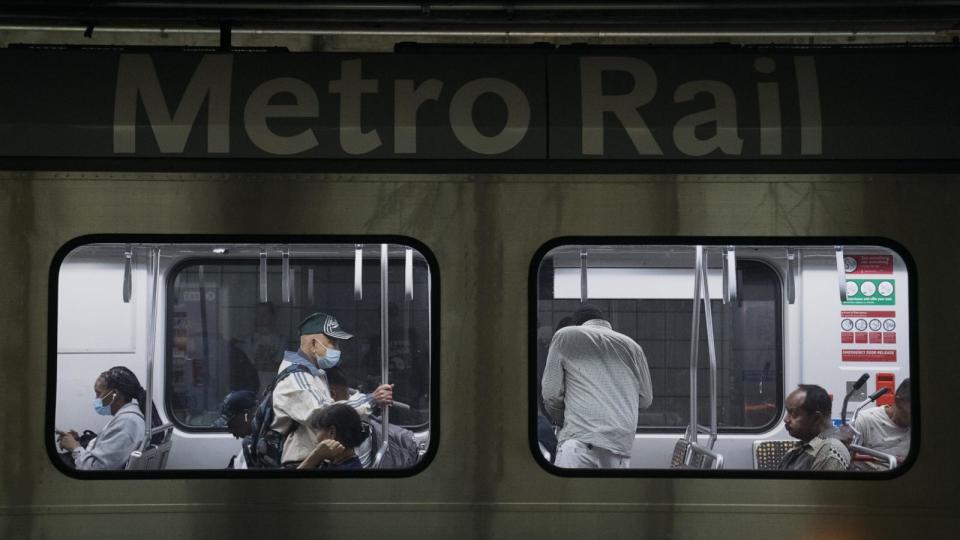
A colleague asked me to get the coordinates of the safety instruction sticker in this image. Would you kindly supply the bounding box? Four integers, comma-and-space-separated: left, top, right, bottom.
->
840, 311, 897, 344
843, 279, 895, 305
843, 255, 894, 275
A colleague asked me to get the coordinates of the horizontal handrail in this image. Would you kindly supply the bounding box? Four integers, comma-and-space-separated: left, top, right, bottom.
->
849, 444, 897, 470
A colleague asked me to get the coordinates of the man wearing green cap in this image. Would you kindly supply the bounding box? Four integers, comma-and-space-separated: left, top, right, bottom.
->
271, 312, 394, 466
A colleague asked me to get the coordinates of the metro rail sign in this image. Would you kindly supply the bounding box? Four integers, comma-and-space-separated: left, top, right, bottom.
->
0, 46, 957, 160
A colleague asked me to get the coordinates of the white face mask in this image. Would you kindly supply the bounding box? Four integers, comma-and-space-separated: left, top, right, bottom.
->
315, 340, 342, 369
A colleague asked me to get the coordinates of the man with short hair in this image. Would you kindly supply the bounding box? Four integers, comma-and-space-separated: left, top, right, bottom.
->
214, 390, 258, 469
851, 378, 911, 470
779, 384, 851, 471
272, 312, 393, 466
541, 304, 653, 469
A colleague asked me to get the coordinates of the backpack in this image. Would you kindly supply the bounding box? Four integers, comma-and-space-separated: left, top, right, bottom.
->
365, 417, 421, 469
244, 363, 311, 468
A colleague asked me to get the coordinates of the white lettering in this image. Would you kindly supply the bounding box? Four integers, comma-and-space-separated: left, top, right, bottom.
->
394, 79, 443, 154
754, 57, 782, 156
673, 80, 743, 156
328, 59, 381, 155
449, 78, 530, 155
794, 56, 823, 155
244, 78, 319, 155
579, 56, 662, 156
113, 54, 232, 153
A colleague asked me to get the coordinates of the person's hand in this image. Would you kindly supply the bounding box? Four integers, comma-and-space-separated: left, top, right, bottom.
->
372, 384, 394, 406
60, 432, 80, 450
312, 439, 346, 461
299, 439, 349, 469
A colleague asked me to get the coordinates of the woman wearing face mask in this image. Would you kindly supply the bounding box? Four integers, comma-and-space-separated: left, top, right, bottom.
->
297, 404, 366, 470
59, 366, 147, 470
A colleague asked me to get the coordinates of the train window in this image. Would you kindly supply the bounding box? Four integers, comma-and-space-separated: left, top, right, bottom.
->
168, 255, 431, 431
532, 242, 915, 474
51, 239, 436, 475
541, 261, 781, 432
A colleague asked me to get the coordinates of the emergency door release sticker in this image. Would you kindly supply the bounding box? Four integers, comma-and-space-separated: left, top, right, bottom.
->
844, 279, 895, 305
842, 349, 897, 362
843, 255, 894, 275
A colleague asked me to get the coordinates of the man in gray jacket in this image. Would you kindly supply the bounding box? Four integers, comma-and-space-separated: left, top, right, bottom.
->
542, 304, 653, 469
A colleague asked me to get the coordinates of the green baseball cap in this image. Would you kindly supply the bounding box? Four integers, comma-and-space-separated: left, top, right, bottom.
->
298, 312, 353, 340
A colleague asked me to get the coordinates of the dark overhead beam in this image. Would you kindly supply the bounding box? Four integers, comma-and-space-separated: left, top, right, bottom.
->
0, 1, 959, 31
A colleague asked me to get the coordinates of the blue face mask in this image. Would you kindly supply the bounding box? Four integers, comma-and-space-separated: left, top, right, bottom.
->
94, 391, 116, 416
315, 341, 342, 370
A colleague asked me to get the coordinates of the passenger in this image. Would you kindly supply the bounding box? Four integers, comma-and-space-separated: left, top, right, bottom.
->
214, 390, 258, 469
272, 312, 393, 467
109, 365, 165, 444
537, 316, 571, 463
850, 378, 911, 470
779, 384, 851, 471
297, 403, 366, 470
541, 304, 653, 469
325, 366, 420, 469
58, 366, 147, 470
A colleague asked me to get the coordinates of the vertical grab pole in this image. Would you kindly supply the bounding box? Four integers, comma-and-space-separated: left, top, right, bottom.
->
404, 248, 414, 301
122, 246, 133, 303
579, 248, 588, 303
373, 244, 390, 467
281, 250, 291, 304
687, 246, 703, 446
354, 244, 363, 301
836, 246, 848, 303
142, 247, 161, 451
700, 250, 719, 451
307, 268, 315, 304
786, 248, 797, 305
258, 249, 268, 303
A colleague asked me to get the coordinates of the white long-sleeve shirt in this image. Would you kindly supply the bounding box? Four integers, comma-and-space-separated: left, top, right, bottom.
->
72, 402, 146, 470
541, 319, 653, 457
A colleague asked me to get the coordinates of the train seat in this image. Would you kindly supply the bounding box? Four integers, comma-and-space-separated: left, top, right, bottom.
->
753, 440, 797, 470
670, 439, 723, 469
125, 423, 174, 471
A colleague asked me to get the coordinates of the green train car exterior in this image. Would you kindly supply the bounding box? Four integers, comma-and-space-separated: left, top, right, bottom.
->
2, 170, 958, 538
1, 32, 959, 539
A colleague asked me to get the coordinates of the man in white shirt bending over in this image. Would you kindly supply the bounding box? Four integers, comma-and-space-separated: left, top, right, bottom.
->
541, 304, 653, 469
852, 378, 911, 470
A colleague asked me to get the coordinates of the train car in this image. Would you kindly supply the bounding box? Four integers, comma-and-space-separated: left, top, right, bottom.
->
1, 24, 959, 539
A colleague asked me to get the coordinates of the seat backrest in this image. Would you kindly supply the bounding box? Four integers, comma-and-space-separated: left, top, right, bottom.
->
753, 440, 796, 470
670, 439, 691, 468
126, 425, 174, 471
670, 439, 721, 469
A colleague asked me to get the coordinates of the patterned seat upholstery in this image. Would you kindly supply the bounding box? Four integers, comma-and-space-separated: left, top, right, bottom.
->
753, 440, 797, 470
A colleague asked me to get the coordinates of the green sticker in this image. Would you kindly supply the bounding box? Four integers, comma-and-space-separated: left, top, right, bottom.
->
843, 279, 895, 305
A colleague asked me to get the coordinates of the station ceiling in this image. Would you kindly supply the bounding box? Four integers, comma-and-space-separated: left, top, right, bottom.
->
1, 1, 959, 32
